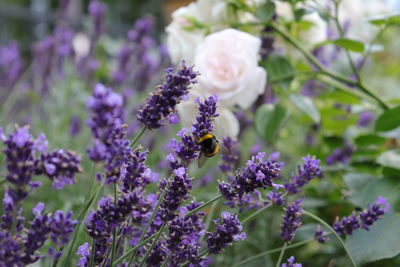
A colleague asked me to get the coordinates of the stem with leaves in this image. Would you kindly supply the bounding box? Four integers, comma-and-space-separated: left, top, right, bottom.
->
303, 210, 357, 267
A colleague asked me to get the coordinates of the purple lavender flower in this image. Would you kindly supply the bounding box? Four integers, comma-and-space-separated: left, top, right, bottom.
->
326, 145, 353, 165
280, 199, 303, 242
333, 212, 360, 236
36, 149, 82, 189
359, 197, 388, 231
69, 115, 82, 136
77, 242, 90, 267
49, 211, 77, 246
168, 128, 200, 167
266, 190, 285, 206
220, 152, 281, 201
22, 203, 51, 264
88, 0, 107, 39
357, 111, 374, 127
166, 202, 205, 266
137, 62, 197, 130
2, 126, 38, 201
219, 137, 240, 173
0, 231, 22, 266
281, 256, 302, 267
1, 191, 24, 231
159, 167, 192, 221
207, 211, 245, 254
31, 36, 55, 93
314, 225, 330, 243
87, 83, 124, 146
86, 192, 139, 239
120, 148, 153, 192
191, 96, 218, 139
284, 155, 321, 195
0, 41, 24, 88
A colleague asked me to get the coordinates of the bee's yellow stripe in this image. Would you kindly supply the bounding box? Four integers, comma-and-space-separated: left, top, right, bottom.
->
205, 144, 219, 157
198, 133, 213, 143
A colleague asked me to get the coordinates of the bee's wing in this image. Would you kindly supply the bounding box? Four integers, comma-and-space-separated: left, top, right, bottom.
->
215, 138, 228, 153
198, 151, 207, 168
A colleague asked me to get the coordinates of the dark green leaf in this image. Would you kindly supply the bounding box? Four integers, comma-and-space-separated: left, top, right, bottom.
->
346, 213, 400, 264
333, 38, 365, 53
375, 105, 400, 132
369, 14, 400, 26
289, 94, 320, 123
256, 1, 276, 22
254, 104, 290, 142
354, 134, 386, 147
377, 150, 400, 170
343, 173, 376, 207
263, 55, 295, 90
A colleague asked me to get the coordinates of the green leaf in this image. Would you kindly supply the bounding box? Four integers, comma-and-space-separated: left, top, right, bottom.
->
369, 14, 400, 26
263, 54, 295, 90
375, 105, 400, 132
333, 38, 365, 53
377, 150, 400, 170
346, 213, 400, 264
343, 173, 376, 207
354, 134, 386, 147
254, 104, 290, 142
256, 1, 276, 22
289, 94, 320, 123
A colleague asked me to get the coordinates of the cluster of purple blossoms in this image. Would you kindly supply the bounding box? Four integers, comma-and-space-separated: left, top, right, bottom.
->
36, 149, 82, 189
280, 199, 303, 242
358, 111, 374, 127
284, 155, 321, 195
159, 167, 192, 221
87, 84, 132, 183
266, 190, 286, 206
166, 202, 206, 266
0, 198, 77, 265
314, 225, 330, 244
113, 17, 161, 91
2, 126, 82, 200
219, 137, 240, 173
0, 41, 24, 89
219, 152, 281, 203
137, 62, 198, 130
207, 211, 246, 254
333, 197, 389, 236
326, 145, 353, 165
281, 256, 302, 267
88, 0, 107, 40
191, 96, 218, 139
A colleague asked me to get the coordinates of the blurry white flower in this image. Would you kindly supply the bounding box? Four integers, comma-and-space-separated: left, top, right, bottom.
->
193, 28, 266, 109
72, 32, 91, 60
178, 92, 239, 138
166, 0, 228, 64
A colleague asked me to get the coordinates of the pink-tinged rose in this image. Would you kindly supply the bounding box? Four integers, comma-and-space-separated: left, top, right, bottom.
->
193, 28, 267, 109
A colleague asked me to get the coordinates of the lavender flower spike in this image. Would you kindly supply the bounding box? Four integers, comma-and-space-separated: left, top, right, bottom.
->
284, 155, 321, 195
281, 256, 302, 267
192, 95, 218, 139
207, 211, 245, 254
280, 199, 303, 242
314, 225, 330, 243
137, 62, 198, 130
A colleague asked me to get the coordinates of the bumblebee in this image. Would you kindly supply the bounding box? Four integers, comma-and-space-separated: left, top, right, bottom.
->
197, 133, 223, 167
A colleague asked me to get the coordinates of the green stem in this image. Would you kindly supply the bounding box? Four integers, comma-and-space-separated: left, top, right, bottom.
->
131, 126, 146, 147
333, 0, 361, 82
270, 22, 389, 110
303, 210, 357, 267
128, 177, 171, 264
185, 195, 222, 217
89, 239, 96, 267
275, 242, 287, 267
232, 238, 315, 266
110, 184, 118, 266
200, 198, 220, 242
114, 230, 160, 265
241, 203, 272, 224
138, 223, 167, 267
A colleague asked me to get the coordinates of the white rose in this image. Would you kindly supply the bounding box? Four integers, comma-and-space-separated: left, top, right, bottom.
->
177, 92, 239, 138
193, 28, 267, 109
166, 0, 228, 65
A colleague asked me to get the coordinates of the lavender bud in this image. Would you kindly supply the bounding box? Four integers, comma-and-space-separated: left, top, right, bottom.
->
280, 199, 303, 242
314, 225, 329, 243
281, 256, 302, 267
